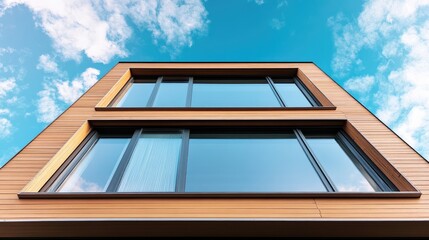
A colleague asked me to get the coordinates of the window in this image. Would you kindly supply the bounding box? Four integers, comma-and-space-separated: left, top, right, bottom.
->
271, 78, 314, 107
191, 78, 281, 107
50, 135, 131, 192
152, 78, 189, 107
46, 128, 396, 193
110, 76, 319, 108
112, 78, 157, 107
186, 132, 326, 192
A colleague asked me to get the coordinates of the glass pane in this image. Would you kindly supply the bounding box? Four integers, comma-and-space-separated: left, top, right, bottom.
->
57, 138, 130, 192
153, 82, 188, 107
115, 82, 155, 107
306, 138, 376, 192
191, 79, 281, 107
186, 133, 326, 192
117, 133, 182, 192
275, 82, 312, 107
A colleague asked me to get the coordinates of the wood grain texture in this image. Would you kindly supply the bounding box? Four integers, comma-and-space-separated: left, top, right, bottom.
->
1, 63, 429, 237
95, 68, 131, 108
20, 121, 91, 193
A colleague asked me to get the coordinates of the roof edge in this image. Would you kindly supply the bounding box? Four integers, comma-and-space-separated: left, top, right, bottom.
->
117, 61, 315, 63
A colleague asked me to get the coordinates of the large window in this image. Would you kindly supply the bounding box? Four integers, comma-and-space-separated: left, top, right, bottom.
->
191, 78, 281, 107
110, 76, 319, 108
46, 128, 396, 193
112, 78, 157, 107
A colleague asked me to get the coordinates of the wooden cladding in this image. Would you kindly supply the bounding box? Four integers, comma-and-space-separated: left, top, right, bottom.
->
1, 63, 429, 237
21, 122, 92, 193
96, 69, 131, 108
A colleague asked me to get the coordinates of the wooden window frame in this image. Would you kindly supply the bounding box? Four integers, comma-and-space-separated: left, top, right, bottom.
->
18, 120, 420, 199
95, 68, 336, 111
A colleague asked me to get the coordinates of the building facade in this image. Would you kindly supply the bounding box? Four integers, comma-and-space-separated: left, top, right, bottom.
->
0, 62, 428, 237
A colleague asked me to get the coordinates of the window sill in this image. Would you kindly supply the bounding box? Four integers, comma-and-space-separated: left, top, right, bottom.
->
18, 191, 421, 199
95, 106, 337, 111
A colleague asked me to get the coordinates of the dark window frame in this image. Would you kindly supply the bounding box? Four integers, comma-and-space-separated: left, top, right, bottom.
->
42, 126, 398, 195
109, 76, 320, 108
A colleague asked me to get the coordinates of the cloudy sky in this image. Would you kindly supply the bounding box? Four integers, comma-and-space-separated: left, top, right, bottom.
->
0, 0, 428, 166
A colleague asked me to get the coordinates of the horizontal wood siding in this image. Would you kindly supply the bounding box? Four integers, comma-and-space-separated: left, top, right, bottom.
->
1, 62, 428, 223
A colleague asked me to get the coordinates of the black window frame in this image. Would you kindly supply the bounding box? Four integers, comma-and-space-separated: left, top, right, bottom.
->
43, 127, 397, 194
109, 76, 320, 108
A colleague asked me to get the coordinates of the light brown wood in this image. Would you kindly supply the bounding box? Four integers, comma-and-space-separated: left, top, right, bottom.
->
1, 63, 429, 237
95, 68, 131, 108
20, 121, 91, 192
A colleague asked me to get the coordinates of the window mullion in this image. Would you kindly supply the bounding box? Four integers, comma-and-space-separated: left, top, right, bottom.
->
294, 129, 337, 192
336, 131, 393, 191
146, 76, 163, 107
175, 129, 190, 192
294, 77, 319, 106
266, 76, 286, 107
106, 128, 142, 192
186, 77, 193, 107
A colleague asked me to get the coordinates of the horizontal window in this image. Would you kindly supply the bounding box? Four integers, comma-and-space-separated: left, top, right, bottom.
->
110, 76, 319, 108
45, 128, 397, 193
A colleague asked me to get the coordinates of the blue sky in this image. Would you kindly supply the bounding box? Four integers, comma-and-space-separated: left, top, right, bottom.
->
0, 0, 428, 166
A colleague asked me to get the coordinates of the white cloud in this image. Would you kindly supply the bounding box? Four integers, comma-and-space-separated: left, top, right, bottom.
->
1, 0, 208, 63
0, 78, 16, 98
0, 47, 14, 55
37, 54, 59, 73
6, 96, 17, 104
330, 0, 429, 158
271, 18, 285, 30
328, 14, 363, 75
254, 0, 264, 5
125, 0, 208, 52
344, 75, 375, 93
37, 84, 61, 123
55, 67, 100, 104
0, 118, 12, 137
36, 67, 100, 123
382, 41, 400, 58
0, 108, 11, 116
277, 0, 288, 8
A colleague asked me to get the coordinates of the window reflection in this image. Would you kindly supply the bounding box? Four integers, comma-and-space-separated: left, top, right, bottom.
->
191, 79, 281, 107
57, 138, 130, 192
186, 133, 326, 192
306, 138, 377, 192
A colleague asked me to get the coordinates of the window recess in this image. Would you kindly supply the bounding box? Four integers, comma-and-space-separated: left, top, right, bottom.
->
43, 127, 398, 194
109, 76, 320, 108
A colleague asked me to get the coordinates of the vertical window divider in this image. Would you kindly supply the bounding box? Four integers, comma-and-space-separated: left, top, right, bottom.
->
294, 77, 319, 106
266, 76, 286, 107
106, 128, 142, 192
146, 76, 163, 107
186, 77, 193, 107
175, 129, 190, 192
336, 131, 394, 191
294, 129, 337, 192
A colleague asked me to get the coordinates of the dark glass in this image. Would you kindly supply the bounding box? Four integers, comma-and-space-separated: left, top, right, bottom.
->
306, 138, 377, 192
185, 133, 326, 192
153, 81, 188, 107
115, 82, 155, 107
57, 137, 130, 192
191, 79, 281, 107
